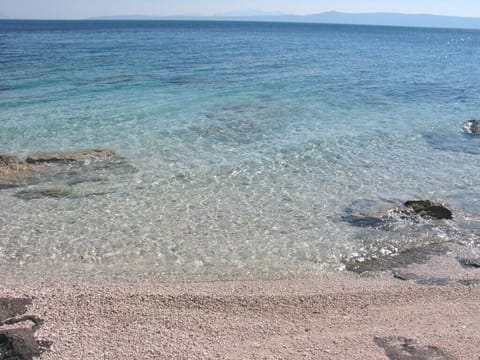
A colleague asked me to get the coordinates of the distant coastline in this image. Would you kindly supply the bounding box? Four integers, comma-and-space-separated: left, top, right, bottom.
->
85, 11, 480, 30
2, 11, 480, 30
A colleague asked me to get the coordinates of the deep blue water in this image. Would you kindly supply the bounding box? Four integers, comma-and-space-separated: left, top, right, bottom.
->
1, 20, 479, 276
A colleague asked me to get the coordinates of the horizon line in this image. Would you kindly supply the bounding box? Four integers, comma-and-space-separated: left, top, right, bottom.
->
2, 10, 480, 21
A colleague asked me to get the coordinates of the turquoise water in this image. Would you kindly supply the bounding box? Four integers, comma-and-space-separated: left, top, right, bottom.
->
1, 20, 480, 277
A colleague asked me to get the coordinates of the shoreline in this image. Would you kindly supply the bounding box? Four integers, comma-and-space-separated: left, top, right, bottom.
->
1, 253, 479, 359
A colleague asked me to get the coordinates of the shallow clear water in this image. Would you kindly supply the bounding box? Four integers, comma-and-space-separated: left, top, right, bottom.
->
1, 20, 479, 277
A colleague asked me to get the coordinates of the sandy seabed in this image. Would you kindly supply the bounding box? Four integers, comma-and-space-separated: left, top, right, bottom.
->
1, 254, 480, 359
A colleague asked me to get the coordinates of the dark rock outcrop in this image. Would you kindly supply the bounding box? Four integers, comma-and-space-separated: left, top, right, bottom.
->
462, 119, 480, 134
403, 200, 452, 220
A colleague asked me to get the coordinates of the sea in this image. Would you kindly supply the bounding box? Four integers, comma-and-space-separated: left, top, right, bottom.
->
1, 20, 479, 278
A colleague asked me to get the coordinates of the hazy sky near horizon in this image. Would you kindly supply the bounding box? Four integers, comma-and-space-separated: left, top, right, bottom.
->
1, 0, 480, 19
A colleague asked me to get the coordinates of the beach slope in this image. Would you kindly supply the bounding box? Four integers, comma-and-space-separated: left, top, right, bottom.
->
1, 267, 479, 359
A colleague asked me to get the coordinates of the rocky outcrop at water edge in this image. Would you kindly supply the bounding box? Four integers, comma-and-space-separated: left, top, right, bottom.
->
0, 155, 31, 177
25, 149, 117, 164
402, 200, 453, 220
462, 119, 480, 134
0, 149, 137, 200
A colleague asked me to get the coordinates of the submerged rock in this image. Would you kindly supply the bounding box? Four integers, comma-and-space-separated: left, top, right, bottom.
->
14, 188, 73, 200
340, 199, 397, 229
0, 155, 34, 189
457, 279, 480, 287
344, 244, 448, 273
457, 257, 480, 268
341, 199, 453, 231
424, 131, 480, 155
1, 149, 137, 200
403, 200, 453, 220
462, 119, 480, 134
0, 155, 30, 176
26, 149, 117, 164
0, 183, 22, 190
13, 187, 116, 200
340, 214, 387, 229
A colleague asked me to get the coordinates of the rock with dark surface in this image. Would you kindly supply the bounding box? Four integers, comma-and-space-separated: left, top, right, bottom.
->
393, 272, 450, 286
0, 298, 51, 359
403, 200, 453, 220
462, 119, 480, 134
457, 257, 480, 268
25, 149, 117, 164
374, 336, 451, 360
0, 327, 49, 360
0, 333, 17, 359
0, 298, 31, 323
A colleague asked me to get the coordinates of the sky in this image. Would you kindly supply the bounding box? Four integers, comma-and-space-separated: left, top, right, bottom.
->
1, 0, 480, 20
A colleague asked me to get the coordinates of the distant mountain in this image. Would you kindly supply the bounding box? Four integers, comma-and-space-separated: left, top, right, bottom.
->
89, 15, 166, 20
215, 10, 286, 17
302, 11, 480, 29
89, 11, 480, 30
0, 13, 9, 19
